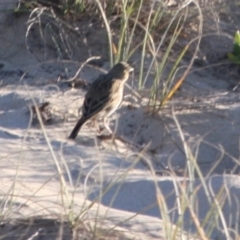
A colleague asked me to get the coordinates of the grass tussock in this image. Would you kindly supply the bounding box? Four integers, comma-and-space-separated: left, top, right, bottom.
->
20, 0, 206, 112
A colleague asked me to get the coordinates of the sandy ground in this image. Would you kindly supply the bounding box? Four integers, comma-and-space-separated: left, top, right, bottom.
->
1, 2, 240, 239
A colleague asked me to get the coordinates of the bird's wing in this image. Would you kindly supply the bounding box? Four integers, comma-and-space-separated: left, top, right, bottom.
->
81, 75, 121, 119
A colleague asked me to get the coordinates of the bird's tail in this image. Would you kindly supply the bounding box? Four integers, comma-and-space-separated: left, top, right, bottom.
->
69, 118, 86, 139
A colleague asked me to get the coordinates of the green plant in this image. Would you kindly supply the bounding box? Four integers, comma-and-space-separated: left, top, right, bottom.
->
94, 0, 200, 113
228, 30, 240, 64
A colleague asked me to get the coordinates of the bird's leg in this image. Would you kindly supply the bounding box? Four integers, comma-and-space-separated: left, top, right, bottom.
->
103, 117, 113, 135
94, 119, 102, 134
88, 117, 102, 133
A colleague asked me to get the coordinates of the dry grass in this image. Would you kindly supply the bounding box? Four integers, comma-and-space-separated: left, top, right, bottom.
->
2, 1, 240, 239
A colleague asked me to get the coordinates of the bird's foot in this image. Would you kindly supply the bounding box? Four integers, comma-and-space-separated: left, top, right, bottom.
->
96, 127, 113, 138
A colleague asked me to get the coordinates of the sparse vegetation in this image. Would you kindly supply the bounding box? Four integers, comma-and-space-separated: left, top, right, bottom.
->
228, 30, 240, 64
1, 0, 240, 239
21, 0, 203, 112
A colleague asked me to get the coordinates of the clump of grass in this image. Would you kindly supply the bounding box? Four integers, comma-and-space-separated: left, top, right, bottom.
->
92, 0, 204, 114
228, 30, 240, 64
21, 0, 203, 114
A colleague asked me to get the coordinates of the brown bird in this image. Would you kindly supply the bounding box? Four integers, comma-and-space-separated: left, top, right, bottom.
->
69, 62, 133, 139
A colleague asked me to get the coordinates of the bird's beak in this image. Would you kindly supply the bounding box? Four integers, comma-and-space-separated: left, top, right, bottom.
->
129, 66, 134, 72
129, 66, 134, 80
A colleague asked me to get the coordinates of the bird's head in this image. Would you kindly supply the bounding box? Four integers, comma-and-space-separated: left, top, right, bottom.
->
108, 62, 134, 82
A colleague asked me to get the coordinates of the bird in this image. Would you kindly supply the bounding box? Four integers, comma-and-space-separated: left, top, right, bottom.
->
69, 62, 133, 139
